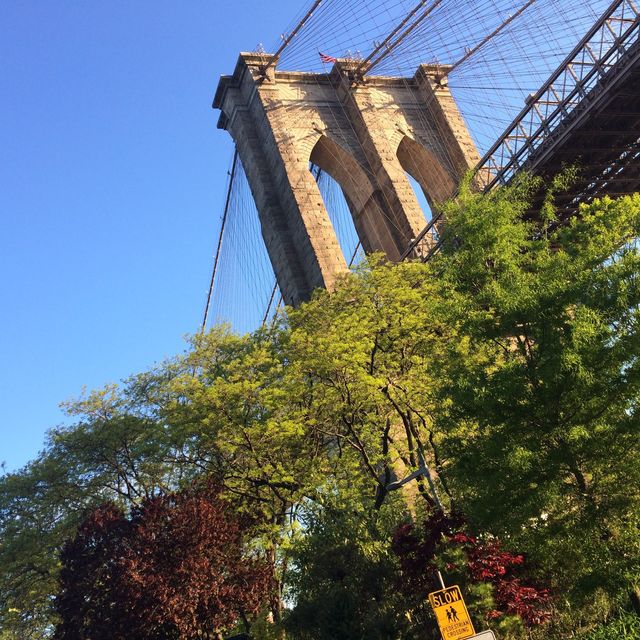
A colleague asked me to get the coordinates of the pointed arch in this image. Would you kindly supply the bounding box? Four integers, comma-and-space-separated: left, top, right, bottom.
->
310, 135, 374, 212
396, 136, 456, 210
310, 134, 397, 257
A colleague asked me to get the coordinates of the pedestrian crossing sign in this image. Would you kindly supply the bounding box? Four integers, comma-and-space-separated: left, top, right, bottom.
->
428, 585, 475, 640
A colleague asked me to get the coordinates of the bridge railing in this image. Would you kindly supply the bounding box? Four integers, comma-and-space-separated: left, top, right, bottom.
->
476, 0, 640, 190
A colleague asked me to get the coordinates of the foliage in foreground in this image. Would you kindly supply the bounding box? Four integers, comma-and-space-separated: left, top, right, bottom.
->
1, 180, 640, 638
392, 511, 551, 638
283, 496, 413, 640
285, 502, 551, 640
435, 183, 640, 620
54, 484, 269, 640
583, 611, 640, 639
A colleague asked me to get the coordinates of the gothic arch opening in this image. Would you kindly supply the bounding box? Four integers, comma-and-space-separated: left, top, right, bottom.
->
310, 135, 375, 216
404, 172, 434, 222
309, 134, 396, 258
309, 165, 362, 266
396, 136, 456, 214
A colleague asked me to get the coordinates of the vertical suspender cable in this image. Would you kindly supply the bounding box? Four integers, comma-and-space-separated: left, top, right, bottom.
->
201, 148, 238, 333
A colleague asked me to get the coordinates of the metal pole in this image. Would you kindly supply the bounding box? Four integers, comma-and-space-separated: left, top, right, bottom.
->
262, 280, 278, 326
348, 241, 362, 266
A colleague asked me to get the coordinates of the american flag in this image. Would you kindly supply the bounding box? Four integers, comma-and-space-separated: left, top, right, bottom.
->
319, 52, 337, 64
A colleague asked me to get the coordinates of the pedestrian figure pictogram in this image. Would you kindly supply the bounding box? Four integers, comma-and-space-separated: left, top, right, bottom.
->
428, 585, 475, 640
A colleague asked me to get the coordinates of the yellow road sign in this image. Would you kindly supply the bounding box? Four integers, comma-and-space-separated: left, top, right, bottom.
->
428, 585, 475, 640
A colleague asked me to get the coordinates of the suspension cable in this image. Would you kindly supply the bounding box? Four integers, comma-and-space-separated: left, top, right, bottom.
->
201, 148, 238, 333
261, 0, 324, 75
447, 0, 538, 76
355, 0, 432, 75
360, 0, 444, 76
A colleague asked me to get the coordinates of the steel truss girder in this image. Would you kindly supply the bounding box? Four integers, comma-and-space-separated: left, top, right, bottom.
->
476, 0, 640, 189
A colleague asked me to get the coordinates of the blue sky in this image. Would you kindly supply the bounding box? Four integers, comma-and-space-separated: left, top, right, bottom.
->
0, 1, 302, 472
0, 0, 608, 473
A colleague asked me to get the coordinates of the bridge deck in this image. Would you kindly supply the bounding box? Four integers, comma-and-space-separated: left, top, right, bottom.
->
476, 0, 640, 215
524, 35, 640, 214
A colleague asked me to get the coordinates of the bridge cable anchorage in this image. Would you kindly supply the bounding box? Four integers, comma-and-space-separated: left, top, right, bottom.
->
447, 0, 538, 76
355, 0, 444, 79
201, 148, 238, 334
260, 0, 324, 77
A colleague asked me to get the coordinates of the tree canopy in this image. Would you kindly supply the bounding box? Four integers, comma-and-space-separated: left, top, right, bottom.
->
1, 180, 639, 638
53, 484, 269, 640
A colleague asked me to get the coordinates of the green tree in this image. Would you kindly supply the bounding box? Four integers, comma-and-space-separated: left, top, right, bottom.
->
430, 181, 640, 621
0, 327, 334, 636
284, 493, 413, 640
283, 258, 451, 512
0, 384, 179, 637
2, 181, 640, 638
583, 611, 640, 639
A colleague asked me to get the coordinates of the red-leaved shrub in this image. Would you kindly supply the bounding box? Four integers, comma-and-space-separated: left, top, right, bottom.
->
392, 511, 551, 627
54, 484, 270, 640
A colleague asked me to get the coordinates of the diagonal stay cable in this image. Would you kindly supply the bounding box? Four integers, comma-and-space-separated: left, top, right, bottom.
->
201, 148, 238, 333
261, 0, 324, 75
355, 0, 434, 75
446, 0, 538, 76
358, 0, 444, 77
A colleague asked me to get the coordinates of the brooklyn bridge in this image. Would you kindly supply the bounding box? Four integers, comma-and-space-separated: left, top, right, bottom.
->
203, 0, 640, 332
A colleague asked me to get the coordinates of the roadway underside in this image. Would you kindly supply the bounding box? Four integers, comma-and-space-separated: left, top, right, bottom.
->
524, 36, 640, 217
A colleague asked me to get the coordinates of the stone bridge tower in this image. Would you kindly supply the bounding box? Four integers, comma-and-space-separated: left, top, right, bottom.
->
213, 53, 480, 306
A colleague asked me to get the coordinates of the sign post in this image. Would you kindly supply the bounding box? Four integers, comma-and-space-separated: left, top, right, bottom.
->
428, 585, 476, 640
